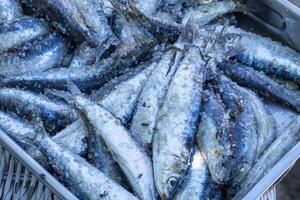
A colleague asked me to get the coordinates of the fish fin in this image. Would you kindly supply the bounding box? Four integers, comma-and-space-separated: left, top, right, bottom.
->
27, 107, 49, 144
44, 89, 73, 104
65, 81, 82, 95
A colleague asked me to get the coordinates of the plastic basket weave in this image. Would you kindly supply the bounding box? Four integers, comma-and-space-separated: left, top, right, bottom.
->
0, 131, 78, 200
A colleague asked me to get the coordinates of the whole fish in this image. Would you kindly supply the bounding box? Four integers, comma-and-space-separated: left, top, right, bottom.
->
33, 120, 138, 200
182, 0, 238, 26
130, 48, 184, 152
197, 90, 233, 185
227, 26, 300, 84
0, 16, 49, 53
153, 46, 205, 199
217, 74, 276, 159
233, 116, 300, 200
174, 146, 222, 200
219, 61, 300, 112
0, 0, 22, 23
0, 88, 77, 132
54, 92, 156, 200
217, 76, 257, 184
20, 0, 96, 45
70, 0, 118, 48
0, 33, 67, 77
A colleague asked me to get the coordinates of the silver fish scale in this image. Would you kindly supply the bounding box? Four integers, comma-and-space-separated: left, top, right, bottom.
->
153, 46, 205, 199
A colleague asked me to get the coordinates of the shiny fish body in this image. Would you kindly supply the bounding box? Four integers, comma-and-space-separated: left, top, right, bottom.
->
220, 77, 258, 184
153, 47, 205, 199
0, 16, 49, 53
71, 0, 118, 47
182, 0, 237, 26
228, 27, 300, 84
174, 146, 221, 200
220, 61, 300, 112
197, 90, 233, 185
0, 0, 22, 23
218, 74, 276, 159
68, 42, 97, 68
130, 48, 183, 151
234, 116, 300, 200
0, 88, 77, 132
69, 95, 156, 200
0, 33, 67, 77
94, 62, 156, 124
34, 134, 138, 200
21, 0, 96, 45
0, 111, 35, 149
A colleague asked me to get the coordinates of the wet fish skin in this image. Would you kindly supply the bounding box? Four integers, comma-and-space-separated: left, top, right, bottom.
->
0, 88, 77, 132
0, 33, 67, 77
233, 116, 300, 200
174, 146, 222, 200
34, 125, 138, 200
182, 0, 237, 26
130, 48, 183, 152
219, 61, 300, 113
153, 47, 205, 199
21, 0, 96, 45
0, 0, 22, 23
227, 27, 300, 84
217, 74, 276, 159
68, 42, 97, 68
70, 0, 119, 48
218, 76, 257, 184
0, 16, 49, 53
197, 90, 233, 185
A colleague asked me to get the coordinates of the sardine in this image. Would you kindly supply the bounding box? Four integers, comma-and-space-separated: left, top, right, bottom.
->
56, 93, 156, 200
33, 121, 138, 200
0, 0, 22, 23
219, 61, 300, 113
130, 48, 183, 152
233, 116, 300, 200
0, 88, 77, 132
217, 74, 276, 159
70, 0, 118, 48
217, 76, 257, 184
197, 90, 233, 185
21, 0, 96, 45
0, 33, 67, 77
153, 46, 205, 199
227, 26, 300, 84
0, 16, 49, 53
174, 146, 222, 200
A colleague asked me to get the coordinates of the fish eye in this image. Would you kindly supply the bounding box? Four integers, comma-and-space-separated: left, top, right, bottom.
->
167, 176, 179, 190
226, 34, 236, 43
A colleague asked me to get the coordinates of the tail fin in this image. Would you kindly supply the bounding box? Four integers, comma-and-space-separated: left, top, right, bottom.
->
27, 107, 49, 144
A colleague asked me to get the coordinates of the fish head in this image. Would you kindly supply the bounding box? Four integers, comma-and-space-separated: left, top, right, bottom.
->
155, 151, 190, 199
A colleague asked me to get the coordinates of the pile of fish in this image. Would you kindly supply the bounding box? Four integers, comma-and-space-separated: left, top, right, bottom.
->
1, 0, 300, 199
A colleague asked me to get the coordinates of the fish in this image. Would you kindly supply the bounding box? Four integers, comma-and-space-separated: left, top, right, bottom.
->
52, 91, 156, 200
20, 0, 96, 45
32, 117, 138, 200
153, 46, 205, 199
110, 0, 182, 39
0, 88, 77, 132
70, 0, 119, 48
130, 47, 184, 152
216, 76, 258, 184
0, 0, 23, 23
197, 89, 233, 185
233, 116, 300, 200
226, 26, 300, 84
0, 16, 49, 53
182, 0, 238, 26
0, 33, 67, 77
174, 146, 222, 200
217, 74, 276, 159
219, 61, 300, 113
